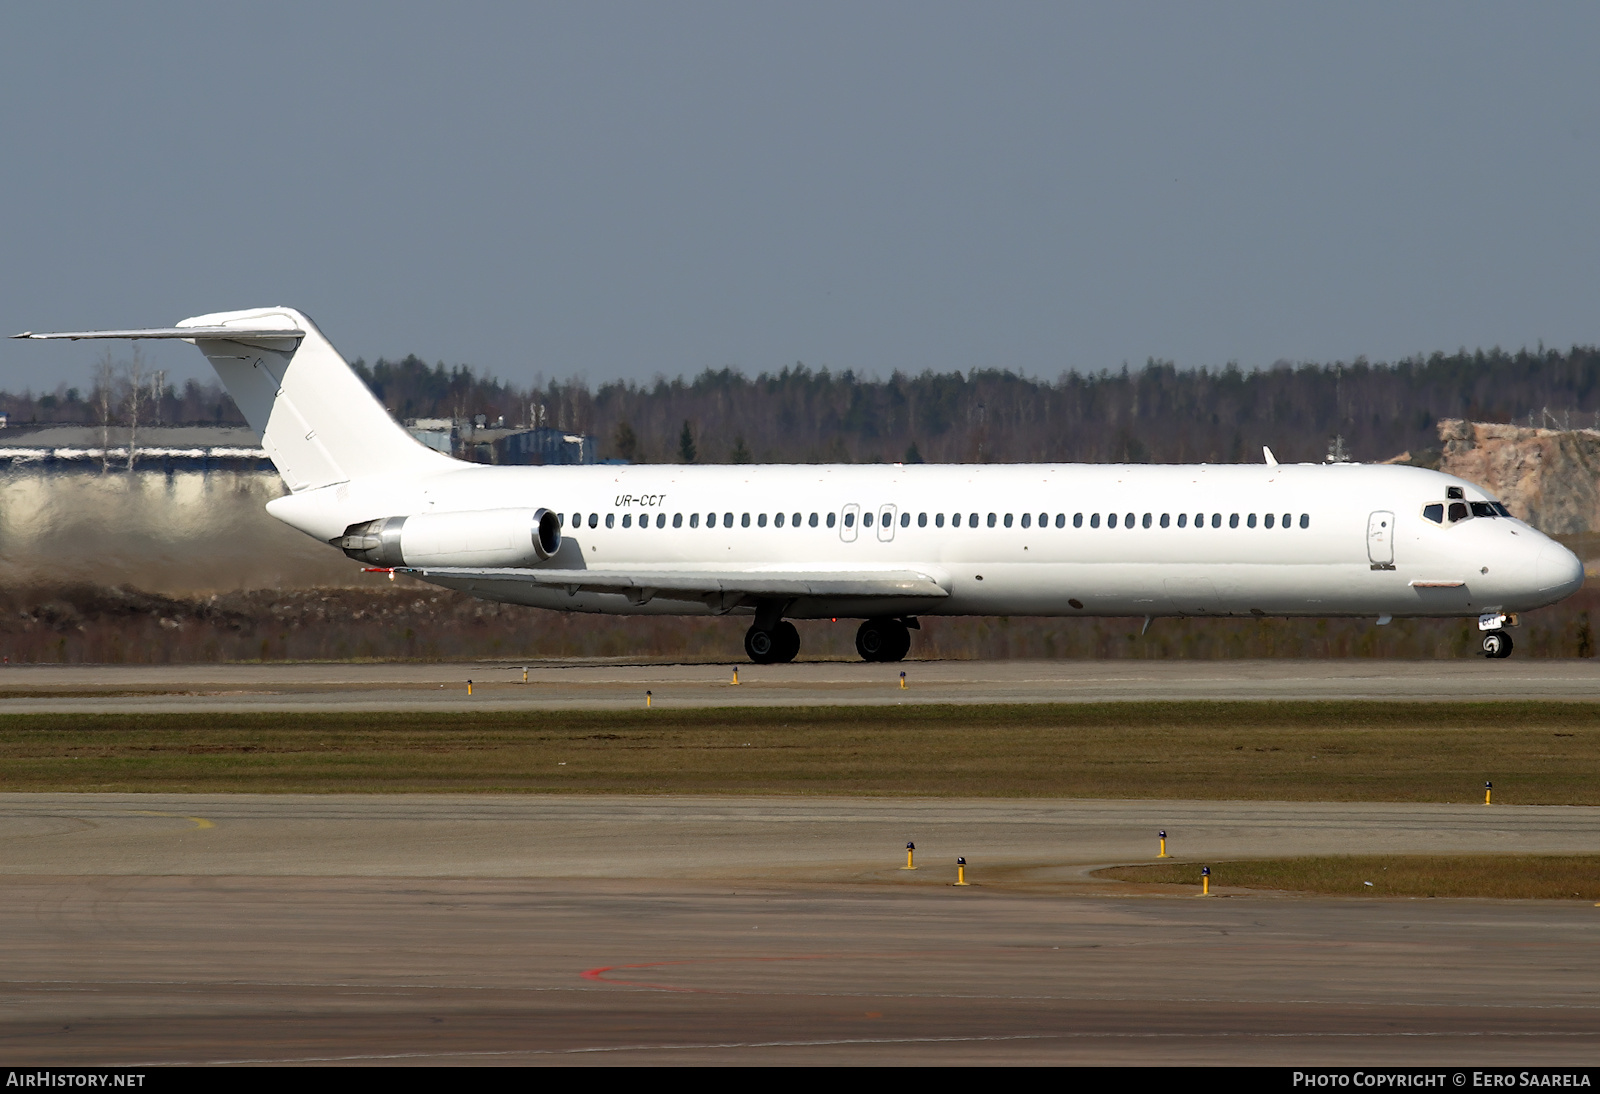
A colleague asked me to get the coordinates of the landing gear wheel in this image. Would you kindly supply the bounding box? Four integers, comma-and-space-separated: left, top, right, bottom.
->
745, 621, 801, 664
745, 625, 779, 664
1481, 631, 1513, 659
773, 621, 800, 663
856, 618, 911, 663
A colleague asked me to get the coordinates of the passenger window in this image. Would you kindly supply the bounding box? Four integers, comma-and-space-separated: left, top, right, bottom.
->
1246, 514, 1256, 528
689, 513, 699, 528
1299, 513, 1310, 529
900, 512, 910, 528
1229, 514, 1239, 529
844, 512, 855, 528
1177, 513, 1187, 528
757, 514, 767, 527
1090, 513, 1101, 528
918, 513, 927, 528
810, 513, 819, 527
970, 513, 980, 528
657, 513, 666, 528
1447, 502, 1469, 522
1003, 514, 1013, 528
588, 513, 599, 529
672, 513, 682, 528
1264, 513, 1275, 528
1211, 514, 1221, 528
1072, 513, 1081, 528
623, 514, 633, 528
774, 513, 785, 528
863, 512, 873, 528
988, 513, 998, 528
1159, 513, 1169, 528
826, 512, 836, 528
1021, 513, 1031, 529
741, 513, 750, 528
1058, 513, 1067, 528
935, 513, 945, 528
1142, 513, 1152, 529
1196, 513, 1205, 528
1108, 513, 1118, 528
1470, 502, 1496, 518
1282, 512, 1290, 528
605, 513, 615, 529
792, 512, 801, 526
1422, 504, 1443, 524
724, 513, 734, 528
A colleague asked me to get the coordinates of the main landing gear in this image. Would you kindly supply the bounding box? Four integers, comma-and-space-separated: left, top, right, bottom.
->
1481, 630, 1514, 659
744, 620, 800, 664
741, 616, 915, 664
855, 617, 912, 663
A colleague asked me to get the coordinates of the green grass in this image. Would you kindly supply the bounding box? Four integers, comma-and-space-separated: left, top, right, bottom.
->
1, 700, 1599, 798
1097, 855, 1600, 900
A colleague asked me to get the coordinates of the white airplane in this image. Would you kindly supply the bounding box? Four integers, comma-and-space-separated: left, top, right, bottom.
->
16, 306, 1585, 663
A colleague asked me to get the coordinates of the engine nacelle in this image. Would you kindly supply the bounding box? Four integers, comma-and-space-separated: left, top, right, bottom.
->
334, 508, 562, 568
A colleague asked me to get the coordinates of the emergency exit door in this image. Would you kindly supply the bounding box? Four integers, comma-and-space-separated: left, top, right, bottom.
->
1367, 510, 1395, 570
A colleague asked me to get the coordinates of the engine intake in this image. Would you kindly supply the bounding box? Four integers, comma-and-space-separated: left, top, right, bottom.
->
334, 508, 562, 568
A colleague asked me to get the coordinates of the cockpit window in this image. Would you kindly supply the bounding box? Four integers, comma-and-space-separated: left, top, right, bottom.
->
1492, 502, 1512, 517
1447, 502, 1469, 522
1422, 503, 1443, 524
1470, 501, 1497, 518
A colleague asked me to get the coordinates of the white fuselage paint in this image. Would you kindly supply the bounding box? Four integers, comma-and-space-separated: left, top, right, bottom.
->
267, 459, 1585, 622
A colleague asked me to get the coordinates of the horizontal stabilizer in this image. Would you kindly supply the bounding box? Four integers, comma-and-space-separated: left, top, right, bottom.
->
13, 326, 304, 343
399, 566, 951, 603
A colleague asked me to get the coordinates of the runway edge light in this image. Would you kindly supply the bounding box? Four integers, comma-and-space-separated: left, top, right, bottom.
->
902, 841, 916, 870
1201, 865, 1210, 897
1158, 830, 1168, 858
955, 857, 969, 886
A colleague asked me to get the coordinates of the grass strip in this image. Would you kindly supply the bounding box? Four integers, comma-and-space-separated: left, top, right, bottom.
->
1096, 855, 1600, 900
0, 700, 1598, 798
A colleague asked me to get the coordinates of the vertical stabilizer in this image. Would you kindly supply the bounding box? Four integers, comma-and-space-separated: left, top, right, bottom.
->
176, 307, 455, 492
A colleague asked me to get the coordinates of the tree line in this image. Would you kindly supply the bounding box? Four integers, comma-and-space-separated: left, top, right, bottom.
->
8, 344, 1600, 465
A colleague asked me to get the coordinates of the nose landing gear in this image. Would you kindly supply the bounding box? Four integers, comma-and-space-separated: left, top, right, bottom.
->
1481, 630, 1514, 659
744, 620, 800, 664
855, 617, 912, 662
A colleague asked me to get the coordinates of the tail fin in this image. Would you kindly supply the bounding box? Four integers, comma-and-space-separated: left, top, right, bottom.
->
176, 306, 455, 492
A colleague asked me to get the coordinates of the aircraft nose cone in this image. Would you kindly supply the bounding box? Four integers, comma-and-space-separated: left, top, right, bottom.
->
1537, 543, 1584, 596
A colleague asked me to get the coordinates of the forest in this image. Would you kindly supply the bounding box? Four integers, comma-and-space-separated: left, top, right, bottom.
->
7, 342, 1600, 466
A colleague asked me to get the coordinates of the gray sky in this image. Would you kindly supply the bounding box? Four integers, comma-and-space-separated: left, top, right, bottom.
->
4, 3, 1599, 390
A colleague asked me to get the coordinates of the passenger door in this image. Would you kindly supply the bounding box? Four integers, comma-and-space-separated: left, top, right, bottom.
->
877, 504, 897, 542
1367, 510, 1395, 570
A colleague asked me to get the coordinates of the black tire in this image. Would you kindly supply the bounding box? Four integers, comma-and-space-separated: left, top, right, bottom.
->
773, 621, 800, 663
744, 625, 780, 664
856, 618, 910, 662
1481, 631, 1512, 659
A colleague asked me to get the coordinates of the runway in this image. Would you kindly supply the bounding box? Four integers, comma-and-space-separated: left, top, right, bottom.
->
4, 795, 1599, 1065
0, 657, 1595, 713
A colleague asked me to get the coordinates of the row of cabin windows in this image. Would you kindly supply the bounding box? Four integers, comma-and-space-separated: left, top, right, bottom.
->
561, 511, 1314, 531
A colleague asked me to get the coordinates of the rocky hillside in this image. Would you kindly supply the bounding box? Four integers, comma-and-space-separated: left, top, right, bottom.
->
1429, 420, 1600, 535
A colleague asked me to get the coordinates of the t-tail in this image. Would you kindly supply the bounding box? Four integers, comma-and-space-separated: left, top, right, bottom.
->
13, 306, 455, 492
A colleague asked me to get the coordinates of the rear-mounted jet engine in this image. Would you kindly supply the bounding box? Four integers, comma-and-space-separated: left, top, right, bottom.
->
335, 508, 561, 568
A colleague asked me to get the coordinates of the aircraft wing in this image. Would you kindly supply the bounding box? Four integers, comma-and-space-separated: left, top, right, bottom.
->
395, 565, 950, 605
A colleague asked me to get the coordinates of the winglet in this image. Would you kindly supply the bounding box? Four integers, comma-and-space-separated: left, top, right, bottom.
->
1263, 446, 1279, 466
